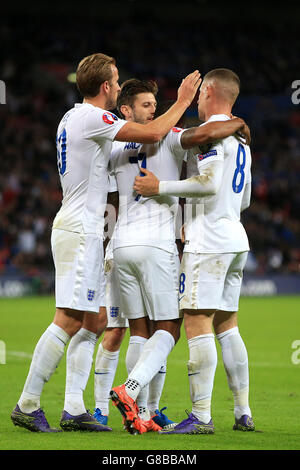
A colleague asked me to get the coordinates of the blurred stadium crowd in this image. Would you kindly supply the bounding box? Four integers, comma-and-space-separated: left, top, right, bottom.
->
0, 10, 300, 284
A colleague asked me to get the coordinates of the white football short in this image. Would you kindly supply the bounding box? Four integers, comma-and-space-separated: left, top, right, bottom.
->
51, 229, 106, 313
179, 251, 248, 312
105, 259, 129, 328
113, 245, 181, 321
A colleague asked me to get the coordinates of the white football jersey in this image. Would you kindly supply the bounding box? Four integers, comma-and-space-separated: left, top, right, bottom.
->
109, 127, 187, 253
52, 103, 127, 235
184, 114, 252, 254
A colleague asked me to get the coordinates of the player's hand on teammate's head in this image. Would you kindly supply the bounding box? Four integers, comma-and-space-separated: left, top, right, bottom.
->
177, 70, 202, 107
133, 168, 160, 196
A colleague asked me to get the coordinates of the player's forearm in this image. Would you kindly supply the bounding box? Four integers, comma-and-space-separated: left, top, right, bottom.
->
159, 161, 223, 198
114, 99, 189, 144
181, 118, 245, 149
144, 99, 190, 141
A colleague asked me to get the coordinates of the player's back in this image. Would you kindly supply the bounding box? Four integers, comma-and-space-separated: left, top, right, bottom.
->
185, 115, 251, 254
110, 129, 186, 253
53, 103, 126, 235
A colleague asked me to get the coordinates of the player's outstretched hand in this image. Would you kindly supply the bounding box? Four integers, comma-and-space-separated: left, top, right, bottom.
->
177, 70, 202, 107
133, 168, 160, 197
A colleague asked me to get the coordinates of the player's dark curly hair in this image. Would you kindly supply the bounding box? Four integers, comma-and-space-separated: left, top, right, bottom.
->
117, 79, 158, 118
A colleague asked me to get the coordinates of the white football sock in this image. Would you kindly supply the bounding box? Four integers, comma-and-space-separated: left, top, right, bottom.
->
94, 343, 120, 416
148, 361, 167, 416
125, 336, 149, 416
126, 330, 175, 401
188, 334, 217, 424
18, 323, 70, 413
64, 328, 97, 416
216, 326, 251, 419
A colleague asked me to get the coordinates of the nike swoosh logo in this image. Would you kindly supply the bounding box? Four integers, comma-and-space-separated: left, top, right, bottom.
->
178, 295, 185, 301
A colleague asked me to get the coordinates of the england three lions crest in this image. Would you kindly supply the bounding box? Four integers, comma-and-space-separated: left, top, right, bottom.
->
87, 289, 96, 301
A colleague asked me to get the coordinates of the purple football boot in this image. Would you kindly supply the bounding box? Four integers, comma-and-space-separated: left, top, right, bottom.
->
11, 404, 61, 432
60, 410, 112, 431
233, 414, 255, 431
159, 410, 214, 435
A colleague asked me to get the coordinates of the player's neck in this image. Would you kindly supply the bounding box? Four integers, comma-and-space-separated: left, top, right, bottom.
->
83, 96, 107, 109
204, 104, 231, 121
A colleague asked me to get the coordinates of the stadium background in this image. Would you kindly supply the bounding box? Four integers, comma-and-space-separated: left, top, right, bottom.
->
1, 1, 299, 298
0, 0, 300, 453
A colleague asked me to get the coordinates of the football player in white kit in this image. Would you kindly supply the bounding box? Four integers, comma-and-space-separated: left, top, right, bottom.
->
133, 68, 254, 434
11, 53, 203, 432
108, 79, 251, 433
94, 82, 186, 430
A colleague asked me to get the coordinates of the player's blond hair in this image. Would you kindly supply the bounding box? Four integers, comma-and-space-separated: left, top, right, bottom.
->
203, 68, 240, 105
76, 53, 116, 98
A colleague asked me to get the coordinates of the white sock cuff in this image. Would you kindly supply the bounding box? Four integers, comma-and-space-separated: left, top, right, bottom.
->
153, 329, 175, 349
216, 326, 239, 342
48, 323, 70, 345
129, 335, 148, 345
98, 342, 120, 359
76, 328, 98, 345
188, 333, 214, 347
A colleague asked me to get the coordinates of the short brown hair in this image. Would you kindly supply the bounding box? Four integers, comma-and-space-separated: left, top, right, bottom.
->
76, 53, 116, 98
203, 68, 240, 104
117, 79, 158, 118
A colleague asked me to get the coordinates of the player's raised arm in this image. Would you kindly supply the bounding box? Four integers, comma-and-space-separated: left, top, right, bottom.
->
114, 71, 202, 144
180, 117, 251, 149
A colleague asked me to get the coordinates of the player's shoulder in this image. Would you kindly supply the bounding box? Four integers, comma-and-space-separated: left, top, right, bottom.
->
77, 103, 120, 123
163, 126, 186, 153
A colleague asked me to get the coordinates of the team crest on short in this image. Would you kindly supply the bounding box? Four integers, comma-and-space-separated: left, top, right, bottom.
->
110, 306, 119, 318
103, 112, 118, 125
87, 289, 96, 301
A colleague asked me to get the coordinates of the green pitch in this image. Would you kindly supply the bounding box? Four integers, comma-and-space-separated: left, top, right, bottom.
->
0, 295, 299, 451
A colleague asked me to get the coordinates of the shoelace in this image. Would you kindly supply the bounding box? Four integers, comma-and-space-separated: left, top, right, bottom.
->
175, 410, 195, 429
156, 407, 170, 423
36, 409, 50, 428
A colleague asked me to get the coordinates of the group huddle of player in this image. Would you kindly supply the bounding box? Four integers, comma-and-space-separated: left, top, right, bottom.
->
11, 53, 255, 435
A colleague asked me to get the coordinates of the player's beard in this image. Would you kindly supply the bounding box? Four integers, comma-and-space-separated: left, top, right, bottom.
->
106, 92, 118, 111
132, 111, 152, 125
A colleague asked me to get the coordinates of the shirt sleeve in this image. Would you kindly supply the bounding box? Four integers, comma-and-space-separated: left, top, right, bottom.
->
159, 160, 223, 198
166, 127, 188, 160
84, 108, 127, 141
195, 140, 224, 171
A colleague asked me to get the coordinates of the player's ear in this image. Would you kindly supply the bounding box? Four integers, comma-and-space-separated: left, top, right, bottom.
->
205, 84, 212, 99
120, 104, 132, 120
100, 80, 110, 95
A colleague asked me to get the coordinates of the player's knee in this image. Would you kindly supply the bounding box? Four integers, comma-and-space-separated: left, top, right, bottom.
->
54, 308, 83, 337
102, 327, 127, 351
